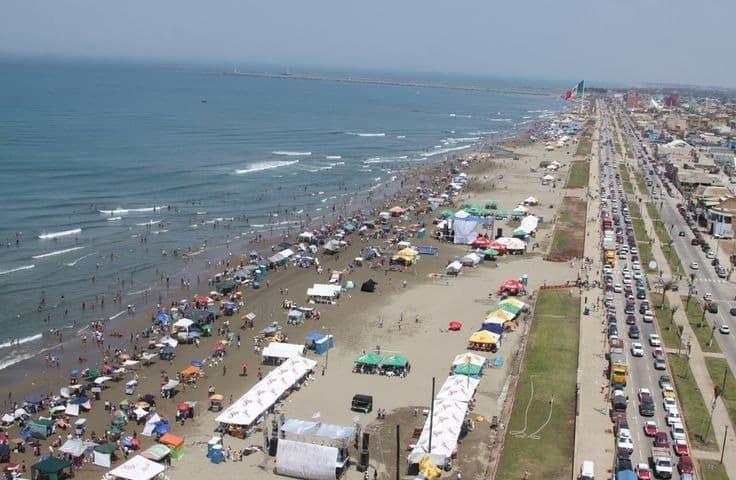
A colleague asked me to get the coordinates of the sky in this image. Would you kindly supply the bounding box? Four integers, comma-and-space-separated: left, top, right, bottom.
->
1, 0, 734, 88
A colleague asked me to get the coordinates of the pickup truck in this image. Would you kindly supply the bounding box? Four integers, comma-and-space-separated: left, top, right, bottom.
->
650, 446, 673, 479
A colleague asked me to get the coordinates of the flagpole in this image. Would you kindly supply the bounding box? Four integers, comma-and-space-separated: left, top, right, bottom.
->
579, 81, 584, 114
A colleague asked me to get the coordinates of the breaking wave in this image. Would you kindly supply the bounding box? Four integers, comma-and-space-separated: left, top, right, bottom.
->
32, 246, 85, 259
235, 160, 299, 175
345, 132, 385, 137
0, 264, 35, 275
271, 151, 312, 156
38, 228, 81, 239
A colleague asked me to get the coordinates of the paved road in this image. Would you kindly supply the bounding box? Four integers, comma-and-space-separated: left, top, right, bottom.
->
598, 103, 683, 479
615, 107, 736, 376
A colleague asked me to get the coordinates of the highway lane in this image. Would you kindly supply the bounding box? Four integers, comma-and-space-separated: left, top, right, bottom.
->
615, 107, 736, 375
598, 103, 683, 478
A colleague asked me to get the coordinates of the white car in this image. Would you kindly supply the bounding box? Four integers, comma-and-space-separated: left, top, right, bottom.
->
643, 312, 654, 323
720, 325, 731, 335
633, 271, 642, 280
706, 251, 716, 259
663, 397, 677, 411
622, 277, 632, 285
613, 283, 623, 293
617, 432, 634, 454
631, 342, 644, 357
667, 409, 681, 426
649, 333, 661, 347
690, 262, 699, 270
671, 422, 686, 441
631, 247, 638, 254
632, 262, 641, 271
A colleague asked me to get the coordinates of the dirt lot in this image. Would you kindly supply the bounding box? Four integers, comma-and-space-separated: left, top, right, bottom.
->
547, 196, 587, 261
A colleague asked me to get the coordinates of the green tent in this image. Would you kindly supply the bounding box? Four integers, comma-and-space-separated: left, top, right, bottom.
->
483, 249, 499, 258
485, 200, 498, 210
381, 354, 409, 368
142, 444, 171, 461
94, 443, 117, 455
216, 280, 238, 294
511, 211, 525, 218
354, 352, 383, 366
28, 418, 54, 439
453, 363, 482, 376
513, 228, 528, 238
32, 456, 70, 480
108, 426, 124, 436
86, 368, 101, 380
496, 302, 522, 315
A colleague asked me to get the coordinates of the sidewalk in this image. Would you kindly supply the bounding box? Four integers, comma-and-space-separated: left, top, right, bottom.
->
624, 124, 736, 477
572, 103, 614, 480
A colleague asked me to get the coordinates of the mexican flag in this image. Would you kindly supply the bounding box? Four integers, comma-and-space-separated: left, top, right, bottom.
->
562, 80, 585, 100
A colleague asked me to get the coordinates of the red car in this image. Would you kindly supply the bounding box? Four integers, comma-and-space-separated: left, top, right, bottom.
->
653, 431, 669, 448
674, 439, 689, 456
636, 464, 652, 480
643, 421, 657, 437
678, 455, 694, 474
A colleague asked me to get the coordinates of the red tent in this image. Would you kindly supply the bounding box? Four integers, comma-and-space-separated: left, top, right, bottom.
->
498, 279, 525, 295
471, 237, 492, 248
488, 241, 507, 252
448, 320, 463, 331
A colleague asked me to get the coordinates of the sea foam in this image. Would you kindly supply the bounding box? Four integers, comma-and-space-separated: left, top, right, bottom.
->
235, 160, 299, 175
38, 228, 81, 239
32, 246, 85, 259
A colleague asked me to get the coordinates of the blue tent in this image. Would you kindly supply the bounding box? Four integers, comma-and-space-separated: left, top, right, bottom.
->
305, 332, 325, 343
154, 420, 171, 436
155, 313, 171, 325
69, 369, 81, 378
480, 323, 504, 335
191, 359, 204, 368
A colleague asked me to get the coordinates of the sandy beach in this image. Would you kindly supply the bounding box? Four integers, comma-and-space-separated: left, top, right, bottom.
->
1, 132, 580, 480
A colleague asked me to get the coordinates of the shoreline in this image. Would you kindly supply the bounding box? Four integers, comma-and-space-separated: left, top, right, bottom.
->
0, 126, 537, 390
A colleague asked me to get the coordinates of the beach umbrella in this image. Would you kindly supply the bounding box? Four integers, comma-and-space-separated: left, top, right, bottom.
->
69, 369, 81, 378
176, 403, 190, 413
154, 313, 171, 325
448, 320, 463, 331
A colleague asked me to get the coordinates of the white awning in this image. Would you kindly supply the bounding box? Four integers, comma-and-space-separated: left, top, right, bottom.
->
262, 343, 305, 360
446, 261, 463, 272
307, 284, 341, 299
173, 318, 193, 329
108, 455, 166, 480
276, 439, 337, 480
436, 374, 480, 403
216, 357, 317, 427
408, 399, 468, 465
59, 438, 97, 457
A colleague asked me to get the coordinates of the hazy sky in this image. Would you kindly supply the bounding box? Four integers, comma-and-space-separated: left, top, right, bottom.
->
1, 0, 734, 87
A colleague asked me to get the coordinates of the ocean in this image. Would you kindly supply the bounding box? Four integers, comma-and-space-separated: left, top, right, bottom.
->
0, 59, 562, 372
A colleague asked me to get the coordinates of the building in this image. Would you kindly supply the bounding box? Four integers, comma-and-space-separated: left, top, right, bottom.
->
707, 197, 736, 238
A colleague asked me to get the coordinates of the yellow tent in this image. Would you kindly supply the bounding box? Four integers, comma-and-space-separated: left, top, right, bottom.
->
469, 330, 499, 345
486, 309, 515, 322
419, 455, 441, 479
393, 248, 418, 265
484, 315, 506, 325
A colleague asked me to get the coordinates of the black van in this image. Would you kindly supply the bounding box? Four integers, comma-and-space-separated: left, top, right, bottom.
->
351, 394, 373, 413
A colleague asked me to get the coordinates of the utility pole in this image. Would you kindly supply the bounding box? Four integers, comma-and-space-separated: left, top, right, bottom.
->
721, 425, 728, 464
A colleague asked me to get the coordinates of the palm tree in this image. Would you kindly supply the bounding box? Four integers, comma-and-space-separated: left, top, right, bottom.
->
659, 279, 675, 309
669, 305, 680, 333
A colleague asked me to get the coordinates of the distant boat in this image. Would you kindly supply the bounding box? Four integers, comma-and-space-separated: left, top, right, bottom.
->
201, 99, 208, 103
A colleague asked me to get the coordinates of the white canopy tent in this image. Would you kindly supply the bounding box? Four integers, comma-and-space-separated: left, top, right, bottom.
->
461, 253, 481, 267
172, 318, 194, 330
436, 375, 480, 403
451, 353, 487, 368
216, 357, 317, 427
59, 438, 97, 458
276, 439, 337, 480
307, 284, 342, 303
407, 399, 468, 465
446, 261, 463, 274
452, 210, 479, 245
108, 455, 166, 480
262, 343, 305, 361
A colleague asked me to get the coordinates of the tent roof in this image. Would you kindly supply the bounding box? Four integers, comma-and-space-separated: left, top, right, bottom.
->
451, 353, 486, 367
216, 357, 317, 426
32, 456, 71, 474
262, 343, 305, 360
141, 444, 170, 461
453, 363, 482, 376
354, 352, 383, 366
381, 354, 408, 368
468, 330, 499, 344
108, 455, 166, 480
158, 433, 184, 448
